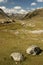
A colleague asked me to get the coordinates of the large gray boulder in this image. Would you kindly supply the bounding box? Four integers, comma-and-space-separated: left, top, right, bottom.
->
10, 52, 24, 62
26, 45, 41, 55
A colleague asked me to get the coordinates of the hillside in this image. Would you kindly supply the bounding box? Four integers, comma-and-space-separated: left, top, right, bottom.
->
0, 9, 11, 22
23, 8, 43, 19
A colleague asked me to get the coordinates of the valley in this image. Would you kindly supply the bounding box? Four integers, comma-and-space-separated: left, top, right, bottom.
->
0, 8, 43, 65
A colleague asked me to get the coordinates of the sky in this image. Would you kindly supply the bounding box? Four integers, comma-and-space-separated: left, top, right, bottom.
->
0, 0, 43, 14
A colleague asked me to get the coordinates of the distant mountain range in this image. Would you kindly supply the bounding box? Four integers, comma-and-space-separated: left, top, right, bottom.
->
0, 8, 43, 22
7, 13, 25, 20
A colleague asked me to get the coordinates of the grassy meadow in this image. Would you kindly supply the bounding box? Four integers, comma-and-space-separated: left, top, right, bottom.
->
0, 18, 43, 65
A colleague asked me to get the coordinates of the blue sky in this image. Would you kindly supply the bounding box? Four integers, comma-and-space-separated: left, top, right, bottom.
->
0, 0, 43, 14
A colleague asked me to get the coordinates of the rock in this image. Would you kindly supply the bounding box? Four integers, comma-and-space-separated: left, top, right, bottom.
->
10, 52, 24, 62
14, 31, 19, 35
26, 45, 42, 55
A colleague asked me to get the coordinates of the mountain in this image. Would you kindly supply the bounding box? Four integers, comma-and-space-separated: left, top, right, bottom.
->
0, 8, 11, 23
23, 8, 43, 20
7, 13, 25, 20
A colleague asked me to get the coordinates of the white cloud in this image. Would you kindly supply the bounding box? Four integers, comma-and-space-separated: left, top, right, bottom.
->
0, 0, 7, 3
17, 9, 28, 14
0, 0, 4, 2
31, 8, 35, 11
0, 6, 28, 14
14, 6, 22, 10
0, 6, 43, 14
31, 2, 37, 6
0, 6, 6, 10
30, 7, 43, 12
36, 7, 43, 9
37, 0, 43, 2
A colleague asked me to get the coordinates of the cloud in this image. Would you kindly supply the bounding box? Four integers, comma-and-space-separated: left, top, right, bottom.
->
30, 7, 43, 12
17, 9, 28, 14
0, 6, 43, 14
0, 0, 4, 2
31, 2, 37, 6
36, 7, 43, 9
0, 6, 28, 14
12, 6, 27, 14
0, 6, 6, 10
0, 0, 7, 3
31, 8, 35, 11
14, 6, 22, 10
37, 0, 43, 2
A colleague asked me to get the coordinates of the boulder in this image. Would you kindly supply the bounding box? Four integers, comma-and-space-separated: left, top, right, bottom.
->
26, 45, 42, 55
10, 52, 24, 62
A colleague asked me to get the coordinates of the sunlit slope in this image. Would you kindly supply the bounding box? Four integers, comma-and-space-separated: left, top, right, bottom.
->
24, 8, 43, 19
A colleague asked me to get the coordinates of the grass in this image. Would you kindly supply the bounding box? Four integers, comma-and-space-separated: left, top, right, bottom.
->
0, 19, 43, 65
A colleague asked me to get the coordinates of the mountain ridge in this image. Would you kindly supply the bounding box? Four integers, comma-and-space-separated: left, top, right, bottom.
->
23, 8, 43, 20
